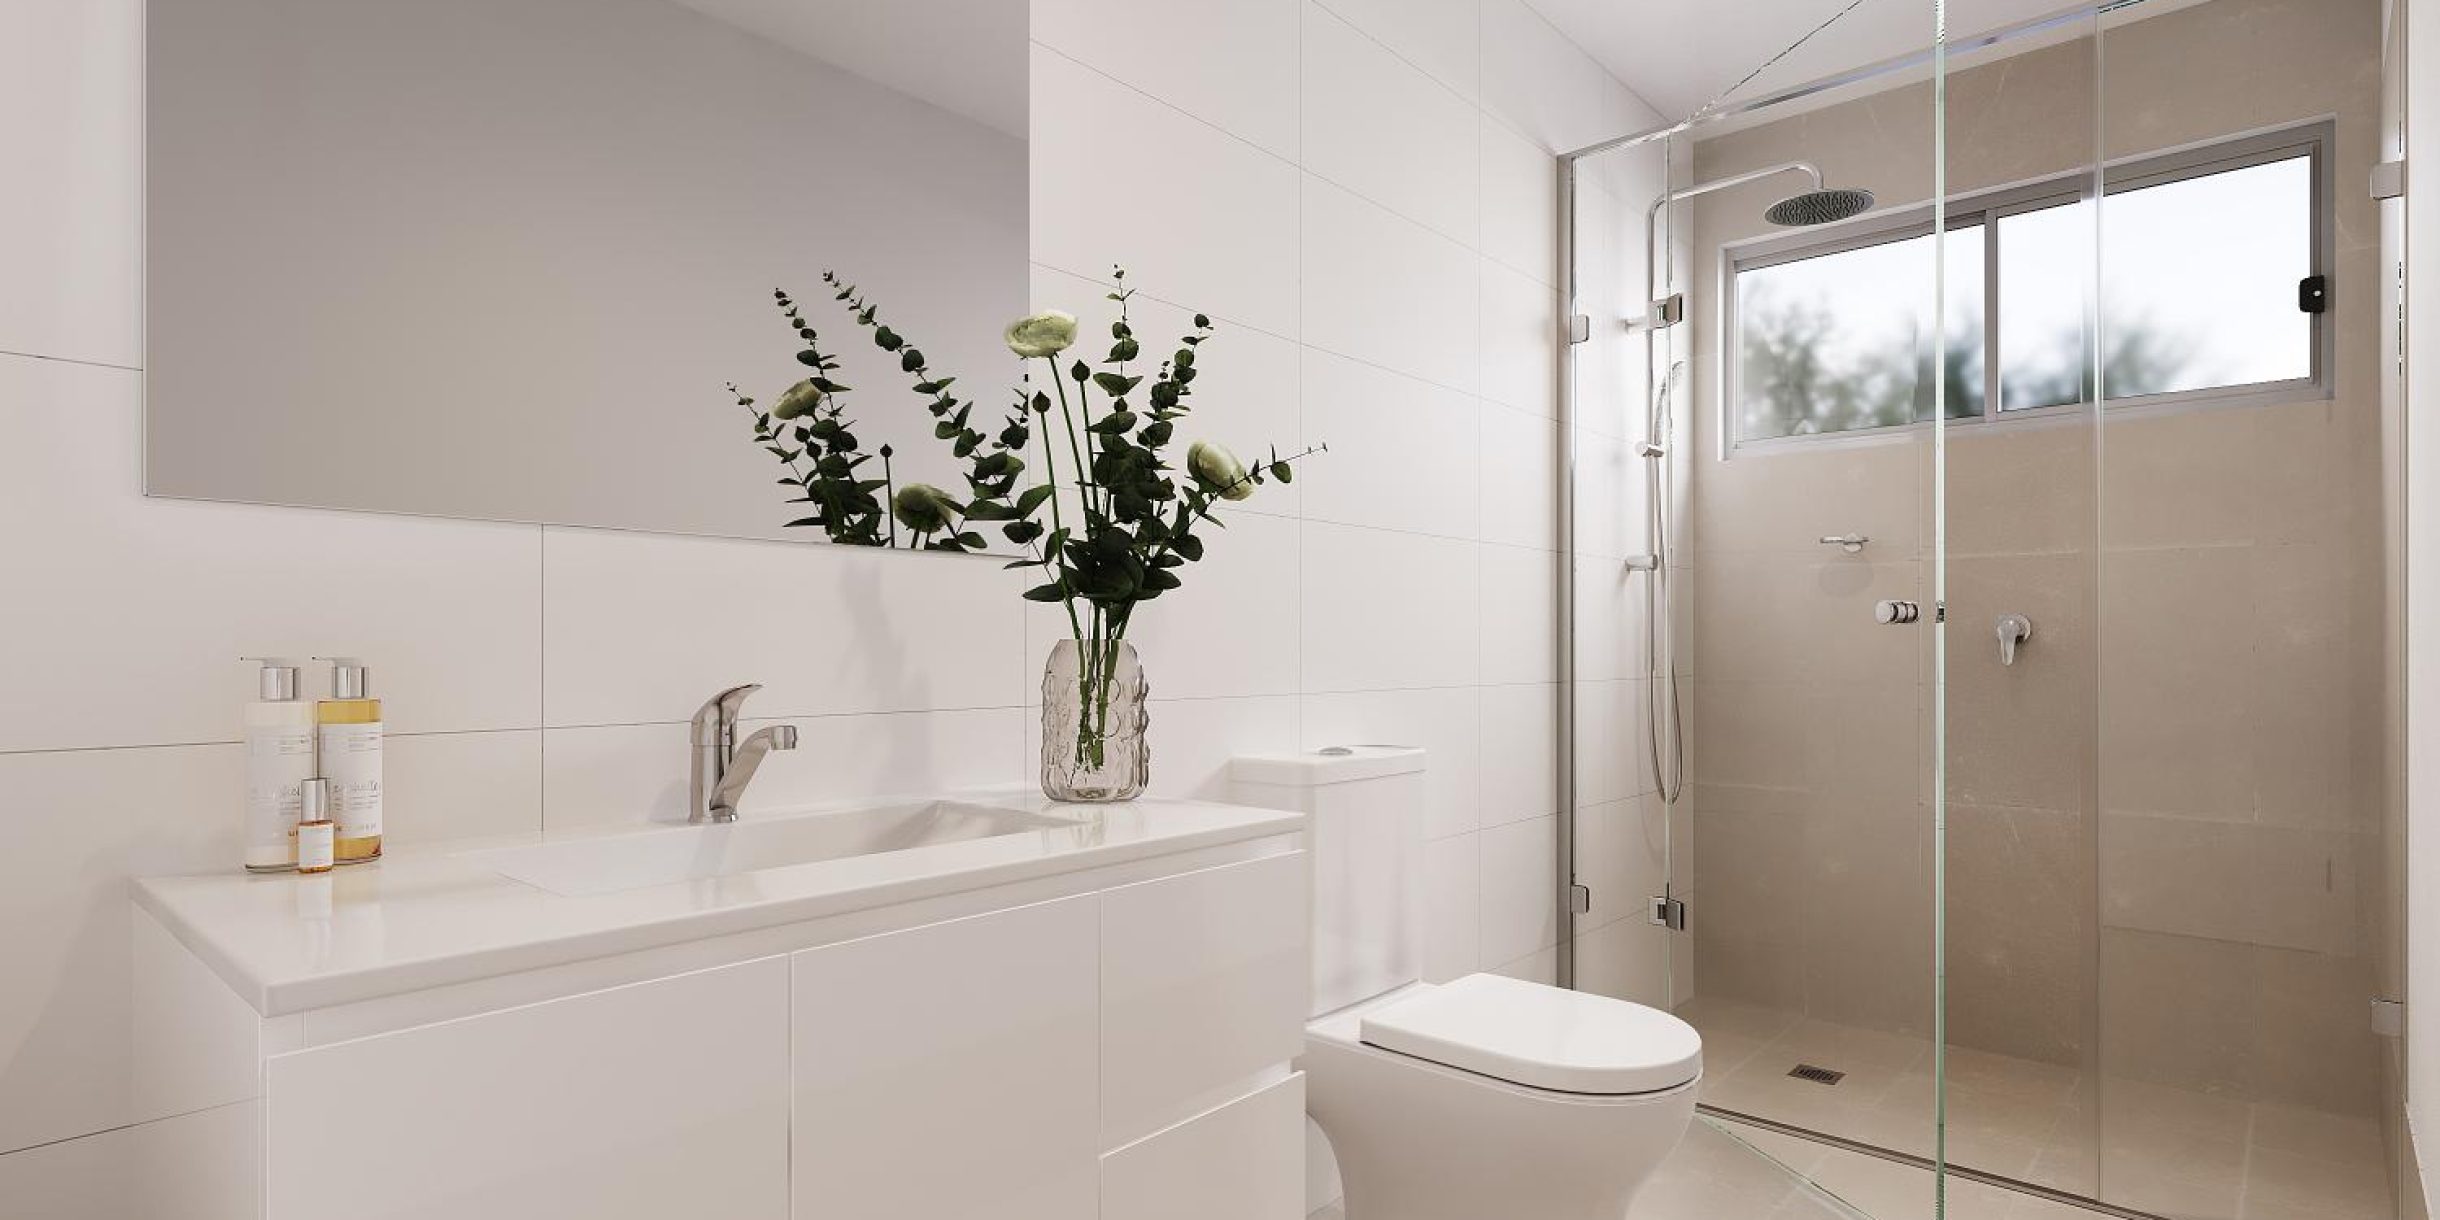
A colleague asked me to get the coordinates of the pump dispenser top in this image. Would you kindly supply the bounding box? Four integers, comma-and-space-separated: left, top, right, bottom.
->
241, 656, 304, 702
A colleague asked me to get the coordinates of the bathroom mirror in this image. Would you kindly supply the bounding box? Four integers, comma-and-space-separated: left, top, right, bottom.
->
144, 0, 1027, 552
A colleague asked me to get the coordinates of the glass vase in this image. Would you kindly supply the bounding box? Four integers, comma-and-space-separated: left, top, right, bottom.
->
1041, 638, 1149, 802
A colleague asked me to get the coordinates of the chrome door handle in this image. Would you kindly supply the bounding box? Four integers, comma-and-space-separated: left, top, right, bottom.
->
1820, 533, 1869, 554
1875, 600, 1920, 624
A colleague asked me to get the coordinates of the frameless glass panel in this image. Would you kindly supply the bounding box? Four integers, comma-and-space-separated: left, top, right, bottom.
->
1735, 226, 1985, 441
2099, 155, 2314, 398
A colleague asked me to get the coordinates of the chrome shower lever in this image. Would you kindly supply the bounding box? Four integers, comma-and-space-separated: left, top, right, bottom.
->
1996, 614, 2034, 666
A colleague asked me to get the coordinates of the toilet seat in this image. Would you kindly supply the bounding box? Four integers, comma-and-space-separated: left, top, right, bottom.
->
1354, 974, 1701, 1096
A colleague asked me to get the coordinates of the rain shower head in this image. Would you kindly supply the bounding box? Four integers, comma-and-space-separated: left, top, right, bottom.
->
1764, 186, 1877, 227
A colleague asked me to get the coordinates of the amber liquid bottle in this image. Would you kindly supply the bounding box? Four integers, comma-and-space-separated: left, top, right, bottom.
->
316, 657, 384, 863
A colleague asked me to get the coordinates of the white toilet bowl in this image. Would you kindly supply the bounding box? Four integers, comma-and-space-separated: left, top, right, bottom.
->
1304, 973, 1701, 1220
1230, 748, 1701, 1220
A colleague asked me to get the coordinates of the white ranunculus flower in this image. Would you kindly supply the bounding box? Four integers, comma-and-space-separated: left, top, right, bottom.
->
1004, 310, 1079, 359
770, 378, 823, 421
1187, 440, 1255, 501
892, 483, 958, 533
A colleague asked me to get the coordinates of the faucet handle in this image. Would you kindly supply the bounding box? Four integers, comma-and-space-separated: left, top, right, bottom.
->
690, 683, 763, 744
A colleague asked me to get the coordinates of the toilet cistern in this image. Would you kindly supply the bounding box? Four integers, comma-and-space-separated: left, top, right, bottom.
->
688, 684, 799, 823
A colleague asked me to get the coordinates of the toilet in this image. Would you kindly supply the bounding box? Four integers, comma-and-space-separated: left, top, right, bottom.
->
1233, 747, 1701, 1220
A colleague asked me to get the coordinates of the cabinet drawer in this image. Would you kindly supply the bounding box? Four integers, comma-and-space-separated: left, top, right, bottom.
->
791, 895, 1099, 1220
1100, 851, 1308, 1147
1101, 1074, 1305, 1220
265, 957, 789, 1220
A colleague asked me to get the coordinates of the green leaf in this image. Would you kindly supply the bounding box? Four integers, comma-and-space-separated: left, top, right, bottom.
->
1271, 462, 1293, 484
1172, 533, 1205, 562
1092, 373, 1143, 398
1108, 338, 1141, 363
873, 326, 903, 351
900, 349, 926, 373
1089, 410, 1138, 435
1016, 485, 1057, 516
1021, 583, 1069, 603
1003, 520, 1046, 546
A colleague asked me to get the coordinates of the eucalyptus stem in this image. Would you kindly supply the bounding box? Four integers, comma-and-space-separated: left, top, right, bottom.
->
1050, 369, 1097, 521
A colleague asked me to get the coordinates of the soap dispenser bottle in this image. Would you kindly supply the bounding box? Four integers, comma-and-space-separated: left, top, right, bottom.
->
241, 657, 316, 872
314, 657, 383, 863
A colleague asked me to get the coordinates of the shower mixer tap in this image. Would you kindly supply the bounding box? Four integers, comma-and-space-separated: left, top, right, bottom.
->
1996, 614, 2034, 666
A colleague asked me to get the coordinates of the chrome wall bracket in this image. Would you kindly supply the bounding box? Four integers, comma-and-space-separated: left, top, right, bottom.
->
1649, 894, 1688, 932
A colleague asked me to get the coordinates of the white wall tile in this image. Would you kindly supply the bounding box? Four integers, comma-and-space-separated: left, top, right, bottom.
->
1298, 350, 1480, 540
541, 525, 1023, 726
1301, 178, 1483, 394
1479, 813, 1558, 965
0, 1102, 260, 1220
1302, 4, 1482, 247
1137, 696, 1302, 803
1301, 687, 1481, 839
1313, 0, 1481, 103
0, 745, 236, 1155
543, 708, 1024, 829
0, 356, 542, 751
0, 0, 142, 368
1480, 0, 1650, 156
1422, 832, 1482, 982
1479, 258, 1559, 417
1030, 48, 1302, 339
1032, 0, 1302, 160
1478, 681, 1558, 824
387, 731, 543, 846
1478, 402, 1557, 549
1480, 121, 1558, 283
1478, 543, 1558, 685
1302, 523, 1481, 692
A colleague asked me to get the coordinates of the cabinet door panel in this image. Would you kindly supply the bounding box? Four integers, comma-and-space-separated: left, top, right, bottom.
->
265, 957, 789, 1220
1102, 1074, 1305, 1220
791, 895, 1099, 1220
1101, 851, 1309, 1147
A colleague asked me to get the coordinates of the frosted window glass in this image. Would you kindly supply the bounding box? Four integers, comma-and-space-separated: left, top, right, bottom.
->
1736, 225, 1985, 441
2099, 156, 2314, 397
1997, 200, 2095, 411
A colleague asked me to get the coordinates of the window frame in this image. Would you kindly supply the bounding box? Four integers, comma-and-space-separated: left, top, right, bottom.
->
1718, 120, 2335, 456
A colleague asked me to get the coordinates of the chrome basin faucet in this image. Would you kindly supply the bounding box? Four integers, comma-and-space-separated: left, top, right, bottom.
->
688, 684, 798, 824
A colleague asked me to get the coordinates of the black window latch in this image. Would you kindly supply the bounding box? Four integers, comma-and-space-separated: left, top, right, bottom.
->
2301, 275, 2329, 314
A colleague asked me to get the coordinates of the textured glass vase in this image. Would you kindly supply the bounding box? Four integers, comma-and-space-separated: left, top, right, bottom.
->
1041, 639, 1149, 802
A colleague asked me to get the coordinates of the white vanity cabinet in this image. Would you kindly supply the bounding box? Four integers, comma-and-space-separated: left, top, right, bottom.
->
264, 957, 792, 1220
134, 812, 1307, 1220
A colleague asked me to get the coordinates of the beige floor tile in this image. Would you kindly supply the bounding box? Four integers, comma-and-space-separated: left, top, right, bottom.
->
2241, 1146, 2394, 1220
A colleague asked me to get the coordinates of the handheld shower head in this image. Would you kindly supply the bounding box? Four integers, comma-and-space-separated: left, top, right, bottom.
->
1764, 187, 1877, 227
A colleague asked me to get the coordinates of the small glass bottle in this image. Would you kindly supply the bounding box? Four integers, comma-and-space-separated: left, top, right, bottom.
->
315, 657, 383, 863
295, 779, 336, 875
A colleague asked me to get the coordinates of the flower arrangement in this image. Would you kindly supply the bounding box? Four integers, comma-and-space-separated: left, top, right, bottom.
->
728, 267, 1320, 799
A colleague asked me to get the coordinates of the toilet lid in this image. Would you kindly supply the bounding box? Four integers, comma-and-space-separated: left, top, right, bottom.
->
1359, 973, 1702, 1095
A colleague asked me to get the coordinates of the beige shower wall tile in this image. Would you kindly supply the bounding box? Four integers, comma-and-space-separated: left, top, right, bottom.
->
1945, 553, 2096, 813
2098, 546, 2255, 819
1945, 803, 2092, 1066
1689, 440, 1925, 560
1691, 556, 1924, 686
2098, 928, 2260, 1098
1945, 424, 2096, 559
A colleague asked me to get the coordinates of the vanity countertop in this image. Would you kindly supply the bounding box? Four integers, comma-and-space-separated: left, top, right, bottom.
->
135, 791, 1303, 1018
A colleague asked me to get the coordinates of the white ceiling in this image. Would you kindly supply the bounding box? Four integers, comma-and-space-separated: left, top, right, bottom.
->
666, 0, 1025, 138
1524, 0, 2125, 124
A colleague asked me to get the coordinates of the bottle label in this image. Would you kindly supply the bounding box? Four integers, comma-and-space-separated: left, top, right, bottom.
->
245, 724, 315, 867
296, 822, 336, 872
319, 721, 384, 839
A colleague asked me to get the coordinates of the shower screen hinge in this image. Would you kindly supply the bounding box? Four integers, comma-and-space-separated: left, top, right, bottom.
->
1566, 314, 1592, 345
2372, 159, 2405, 201
2372, 997, 2404, 1038
1569, 884, 1593, 915
1648, 894, 1688, 932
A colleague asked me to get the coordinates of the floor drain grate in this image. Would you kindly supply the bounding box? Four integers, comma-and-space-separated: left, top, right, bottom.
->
1787, 1063, 1846, 1086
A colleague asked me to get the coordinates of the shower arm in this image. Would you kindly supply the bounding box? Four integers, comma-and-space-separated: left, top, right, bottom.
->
1636, 161, 1824, 322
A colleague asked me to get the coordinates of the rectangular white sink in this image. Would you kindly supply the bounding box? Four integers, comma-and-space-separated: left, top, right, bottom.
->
464, 800, 1085, 897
